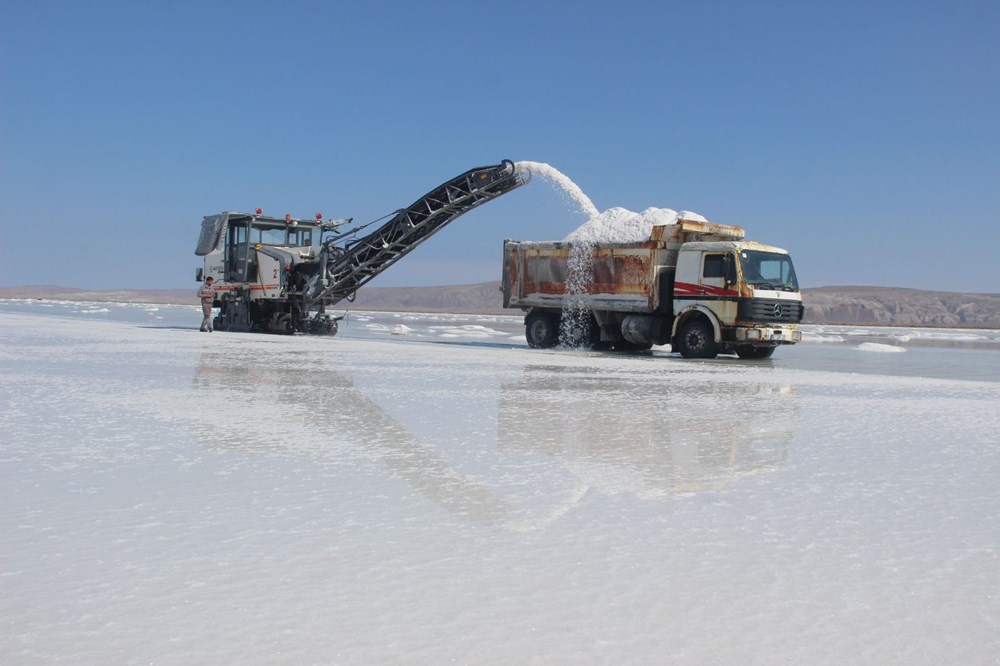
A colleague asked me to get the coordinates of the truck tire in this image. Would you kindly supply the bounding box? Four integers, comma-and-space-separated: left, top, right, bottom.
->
676, 318, 718, 359
735, 345, 775, 360
525, 310, 560, 348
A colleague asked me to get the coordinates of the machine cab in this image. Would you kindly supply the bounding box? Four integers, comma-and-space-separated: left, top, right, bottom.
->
194, 212, 321, 284
224, 215, 319, 283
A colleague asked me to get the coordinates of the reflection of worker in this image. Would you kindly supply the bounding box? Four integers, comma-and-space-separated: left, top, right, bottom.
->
197, 277, 215, 332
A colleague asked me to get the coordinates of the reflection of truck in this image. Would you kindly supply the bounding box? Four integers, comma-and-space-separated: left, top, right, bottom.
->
501, 218, 803, 358
498, 365, 797, 495
195, 160, 526, 334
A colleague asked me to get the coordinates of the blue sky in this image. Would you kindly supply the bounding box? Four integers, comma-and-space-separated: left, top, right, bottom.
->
2, 1, 998, 292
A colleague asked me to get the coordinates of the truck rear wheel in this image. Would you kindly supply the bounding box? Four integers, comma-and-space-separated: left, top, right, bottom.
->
525, 310, 560, 348
735, 345, 775, 359
676, 319, 718, 359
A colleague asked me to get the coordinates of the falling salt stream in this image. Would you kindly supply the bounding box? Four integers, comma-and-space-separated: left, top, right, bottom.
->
514, 161, 707, 348
513, 161, 599, 219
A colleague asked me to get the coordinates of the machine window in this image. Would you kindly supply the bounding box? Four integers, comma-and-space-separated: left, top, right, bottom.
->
260, 227, 286, 245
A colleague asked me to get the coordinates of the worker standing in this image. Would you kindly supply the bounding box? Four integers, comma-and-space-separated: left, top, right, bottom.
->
197, 277, 215, 332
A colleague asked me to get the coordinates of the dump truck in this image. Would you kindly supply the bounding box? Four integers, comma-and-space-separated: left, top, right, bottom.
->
195, 160, 527, 334
500, 218, 803, 359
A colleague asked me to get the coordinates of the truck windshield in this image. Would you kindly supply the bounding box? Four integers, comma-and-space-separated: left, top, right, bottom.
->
740, 250, 798, 291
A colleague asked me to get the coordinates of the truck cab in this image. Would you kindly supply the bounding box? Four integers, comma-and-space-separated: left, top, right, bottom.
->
501, 219, 804, 359
671, 241, 803, 358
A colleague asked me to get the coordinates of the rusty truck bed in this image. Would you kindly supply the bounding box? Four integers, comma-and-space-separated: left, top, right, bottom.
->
502, 240, 679, 313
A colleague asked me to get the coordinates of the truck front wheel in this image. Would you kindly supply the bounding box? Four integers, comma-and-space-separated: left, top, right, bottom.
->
525, 310, 560, 348
676, 319, 718, 359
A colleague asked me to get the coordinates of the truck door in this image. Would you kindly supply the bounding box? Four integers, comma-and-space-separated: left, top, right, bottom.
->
701, 252, 739, 322
226, 221, 250, 282
701, 253, 728, 293
674, 249, 739, 321
677, 251, 732, 296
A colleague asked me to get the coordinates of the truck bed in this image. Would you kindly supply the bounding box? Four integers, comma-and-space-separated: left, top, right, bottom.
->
501, 239, 679, 314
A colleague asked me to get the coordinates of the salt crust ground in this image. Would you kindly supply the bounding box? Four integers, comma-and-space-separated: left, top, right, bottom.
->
2, 310, 999, 664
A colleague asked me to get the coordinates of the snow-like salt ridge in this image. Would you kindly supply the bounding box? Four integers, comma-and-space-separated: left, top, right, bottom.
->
857, 342, 907, 353
3, 301, 998, 348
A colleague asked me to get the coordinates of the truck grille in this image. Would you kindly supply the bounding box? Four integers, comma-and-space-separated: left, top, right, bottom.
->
738, 298, 804, 323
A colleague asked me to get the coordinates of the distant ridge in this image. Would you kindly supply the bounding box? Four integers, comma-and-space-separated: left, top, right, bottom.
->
2, 283, 999, 328
800, 286, 1000, 327
0, 285, 195, 306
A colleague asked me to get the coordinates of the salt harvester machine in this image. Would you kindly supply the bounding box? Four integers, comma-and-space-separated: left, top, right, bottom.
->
194, 160, 528, 334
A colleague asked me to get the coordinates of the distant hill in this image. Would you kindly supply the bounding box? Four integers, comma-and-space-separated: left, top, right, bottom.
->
3, 283, 999, 328
800, 286, 1000, 327
348, 282, 506, 314
0, 285, 195, 305
350, 283, 1000, 327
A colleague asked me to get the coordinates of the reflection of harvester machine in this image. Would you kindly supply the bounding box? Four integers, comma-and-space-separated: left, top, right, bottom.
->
194, 160, 527, 334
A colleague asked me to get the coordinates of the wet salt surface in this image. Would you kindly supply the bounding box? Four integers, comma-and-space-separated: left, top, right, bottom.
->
2, 305, 1000, 664
3, 299, 998, 381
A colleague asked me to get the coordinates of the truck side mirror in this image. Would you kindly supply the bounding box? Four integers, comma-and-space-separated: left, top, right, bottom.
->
196, 267, 204, 282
